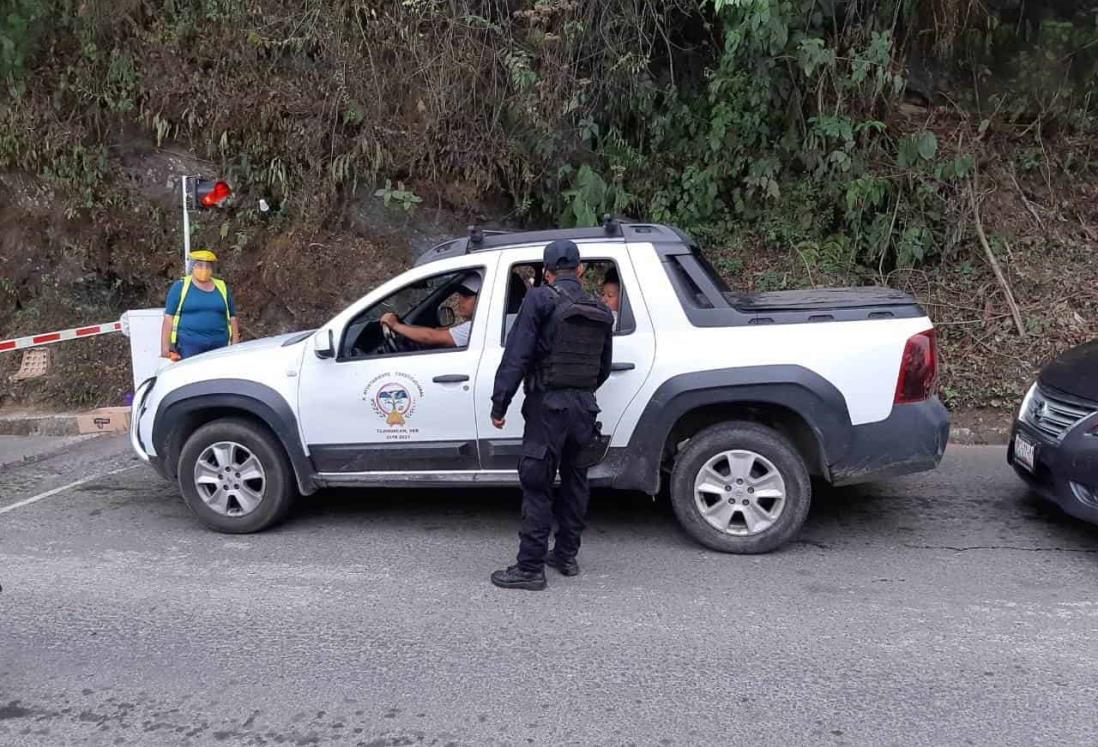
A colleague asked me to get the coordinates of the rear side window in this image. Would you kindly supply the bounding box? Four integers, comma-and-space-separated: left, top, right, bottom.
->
663, 258, 714, 309
501, 259, 635, 343
662, 246, 732, 310
693, 249, 731, 293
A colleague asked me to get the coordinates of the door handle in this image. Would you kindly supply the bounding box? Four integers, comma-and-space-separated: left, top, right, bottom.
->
433, 374, 470, 383
611, 362, 635, 372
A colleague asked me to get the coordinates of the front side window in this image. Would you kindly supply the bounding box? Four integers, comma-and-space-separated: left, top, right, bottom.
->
341, 267, 483, 359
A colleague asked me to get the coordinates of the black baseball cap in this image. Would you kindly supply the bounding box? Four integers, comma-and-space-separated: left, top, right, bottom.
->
543, 239, 580, 271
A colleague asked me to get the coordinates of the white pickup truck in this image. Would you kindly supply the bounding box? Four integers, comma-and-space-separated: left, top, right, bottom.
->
131, 222, 949, 553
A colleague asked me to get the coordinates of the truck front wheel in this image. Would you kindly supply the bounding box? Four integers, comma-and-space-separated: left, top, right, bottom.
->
177, 418, 296, 533
669, 422, 811, 553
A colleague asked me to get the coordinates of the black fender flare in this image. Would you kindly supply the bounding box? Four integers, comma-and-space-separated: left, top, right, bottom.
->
151, 379, 318, 495
610, 365, 855, 493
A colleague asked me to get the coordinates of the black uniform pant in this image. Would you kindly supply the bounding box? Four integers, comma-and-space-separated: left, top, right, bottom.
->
516, 391, 600, 572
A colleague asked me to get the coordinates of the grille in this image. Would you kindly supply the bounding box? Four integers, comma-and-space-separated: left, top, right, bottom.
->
1023, 386, 1098, 441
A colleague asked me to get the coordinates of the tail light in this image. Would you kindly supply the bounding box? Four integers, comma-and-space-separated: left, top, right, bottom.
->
894, 329, 938, 404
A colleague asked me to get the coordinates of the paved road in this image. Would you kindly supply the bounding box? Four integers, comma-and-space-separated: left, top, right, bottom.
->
1, 437, 1097, 746
0, 435, 94, 470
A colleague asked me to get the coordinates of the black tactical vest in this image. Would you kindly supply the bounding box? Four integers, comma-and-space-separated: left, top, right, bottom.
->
536, 283, 614, 391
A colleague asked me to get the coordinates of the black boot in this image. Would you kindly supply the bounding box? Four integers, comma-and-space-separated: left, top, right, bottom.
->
490, 564, 547, 591
545, 553, 580, 577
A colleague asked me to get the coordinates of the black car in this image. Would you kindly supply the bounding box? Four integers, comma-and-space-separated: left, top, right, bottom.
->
1009, 340, 1098, 524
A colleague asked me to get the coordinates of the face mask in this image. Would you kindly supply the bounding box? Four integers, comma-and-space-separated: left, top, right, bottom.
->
192, 266, 213, 282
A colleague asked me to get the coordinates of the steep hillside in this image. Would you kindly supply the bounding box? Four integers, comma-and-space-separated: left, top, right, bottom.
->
1, 0, 1096, 411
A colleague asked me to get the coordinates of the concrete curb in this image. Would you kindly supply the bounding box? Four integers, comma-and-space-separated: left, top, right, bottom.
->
0, 413, 82, 437
950, 427, 1011, 446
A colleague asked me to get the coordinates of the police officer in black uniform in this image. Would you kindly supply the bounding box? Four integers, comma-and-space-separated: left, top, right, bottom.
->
489, 239, 614, 591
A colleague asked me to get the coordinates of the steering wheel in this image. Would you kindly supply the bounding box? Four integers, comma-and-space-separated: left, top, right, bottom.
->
381, 322, 402, 354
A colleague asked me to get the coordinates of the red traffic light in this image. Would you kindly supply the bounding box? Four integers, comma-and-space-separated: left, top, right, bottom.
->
194, 179, 232, 208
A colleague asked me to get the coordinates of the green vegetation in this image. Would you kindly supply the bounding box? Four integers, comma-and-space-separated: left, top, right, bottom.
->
1, 1, 1097, 407
3, 1, 1096, 273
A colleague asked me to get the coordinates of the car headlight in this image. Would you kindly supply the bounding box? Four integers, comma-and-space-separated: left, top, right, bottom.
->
1017, 382, 1037, 422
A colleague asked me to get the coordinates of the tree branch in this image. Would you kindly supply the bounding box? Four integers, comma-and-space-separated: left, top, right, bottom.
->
968, 179, 1026, 338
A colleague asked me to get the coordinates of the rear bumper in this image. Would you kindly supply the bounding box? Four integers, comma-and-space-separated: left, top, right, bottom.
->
1009, 419, 1098, 525
828, 398, 950, 486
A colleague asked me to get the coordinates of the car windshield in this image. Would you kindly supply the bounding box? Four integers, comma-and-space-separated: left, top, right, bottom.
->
366, 272, 461, 323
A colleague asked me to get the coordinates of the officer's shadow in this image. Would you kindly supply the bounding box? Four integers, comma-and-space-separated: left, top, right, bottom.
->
291, 485, 681, 543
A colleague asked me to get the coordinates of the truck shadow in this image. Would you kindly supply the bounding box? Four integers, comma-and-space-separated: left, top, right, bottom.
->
286, 470, 1097, 553
293, 485, 669, 535
806, 478, 1098, 552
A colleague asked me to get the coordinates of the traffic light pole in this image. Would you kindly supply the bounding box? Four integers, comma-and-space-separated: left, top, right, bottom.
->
181, 175, 191, 273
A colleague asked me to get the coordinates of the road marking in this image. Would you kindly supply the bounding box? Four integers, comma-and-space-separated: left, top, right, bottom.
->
0, 464, 140, 515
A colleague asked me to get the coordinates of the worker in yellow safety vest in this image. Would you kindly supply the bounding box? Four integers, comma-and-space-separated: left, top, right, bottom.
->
160, 249, 240, 361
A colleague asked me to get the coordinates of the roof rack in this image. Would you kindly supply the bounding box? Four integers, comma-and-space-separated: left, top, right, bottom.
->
414, 221, 687, 266
467, 225, 511, 247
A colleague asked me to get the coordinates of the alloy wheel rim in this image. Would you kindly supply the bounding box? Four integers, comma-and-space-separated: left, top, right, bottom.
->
193, 441, 266, 517
693, 449, 787, 536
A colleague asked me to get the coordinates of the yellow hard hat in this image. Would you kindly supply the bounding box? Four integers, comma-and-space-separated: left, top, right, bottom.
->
189, 249, 218, 262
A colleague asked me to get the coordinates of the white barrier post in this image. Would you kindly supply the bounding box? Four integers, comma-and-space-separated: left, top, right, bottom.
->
121, 309, 168, 389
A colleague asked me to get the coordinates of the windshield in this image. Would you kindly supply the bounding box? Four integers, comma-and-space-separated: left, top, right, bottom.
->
365, 272, 461, 323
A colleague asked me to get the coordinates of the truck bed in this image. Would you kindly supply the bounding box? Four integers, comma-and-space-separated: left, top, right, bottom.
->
662, 249, 927, 327
723, 287, 921, 313
716, 287, 924, 326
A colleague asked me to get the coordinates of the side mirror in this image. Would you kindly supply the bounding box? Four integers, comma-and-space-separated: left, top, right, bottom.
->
438, 306, 456, 327
314, 329, 335, 359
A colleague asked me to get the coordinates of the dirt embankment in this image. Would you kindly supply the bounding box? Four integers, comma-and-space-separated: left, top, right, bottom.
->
0, 138, 469, 408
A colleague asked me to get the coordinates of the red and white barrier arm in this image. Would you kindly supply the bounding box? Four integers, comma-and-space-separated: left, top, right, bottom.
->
0, 321, 124, 353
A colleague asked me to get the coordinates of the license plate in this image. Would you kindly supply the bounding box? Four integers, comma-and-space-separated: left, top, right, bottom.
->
1014, 434, 1036, 472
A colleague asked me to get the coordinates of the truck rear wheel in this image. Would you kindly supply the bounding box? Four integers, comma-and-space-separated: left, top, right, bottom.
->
177, 418, 296, 533
669, 421, 811, 553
